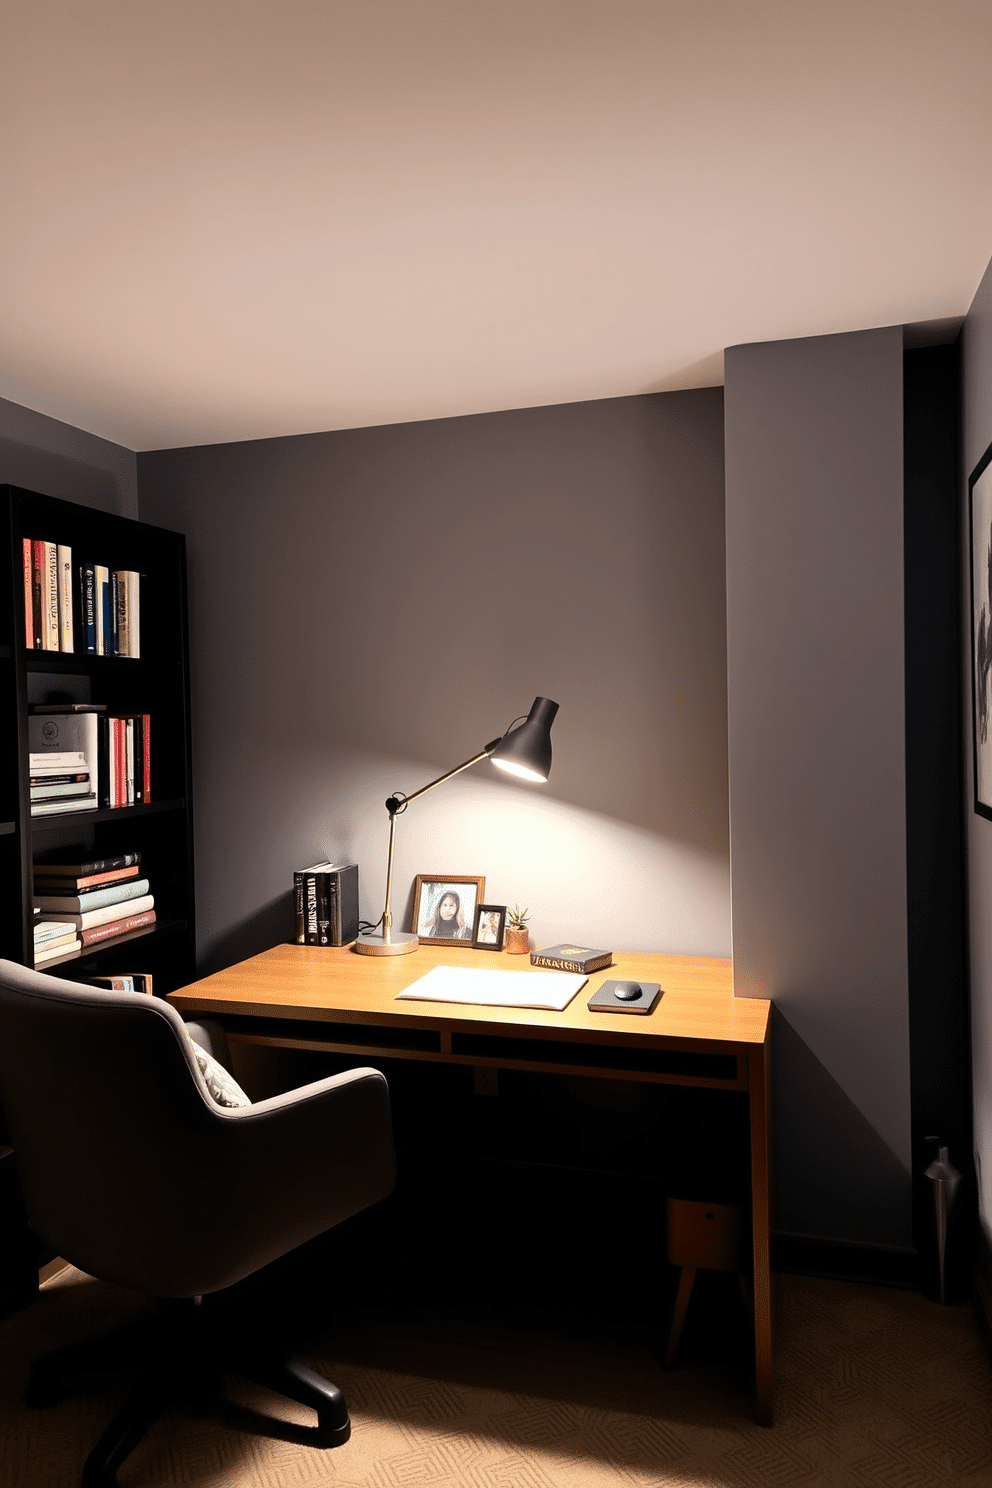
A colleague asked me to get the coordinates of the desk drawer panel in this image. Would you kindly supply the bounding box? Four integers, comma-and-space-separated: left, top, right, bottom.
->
218, 1014, 442, 1055
450, 1031, 739, 1083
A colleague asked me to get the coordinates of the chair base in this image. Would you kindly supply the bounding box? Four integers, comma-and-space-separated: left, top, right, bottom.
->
26, 1299, 350, 1488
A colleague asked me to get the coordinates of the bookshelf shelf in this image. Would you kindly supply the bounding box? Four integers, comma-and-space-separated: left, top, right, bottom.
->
29, 797, 187, 832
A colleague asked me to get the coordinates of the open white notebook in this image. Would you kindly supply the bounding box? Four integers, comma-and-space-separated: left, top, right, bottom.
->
395, 963, 587, 1012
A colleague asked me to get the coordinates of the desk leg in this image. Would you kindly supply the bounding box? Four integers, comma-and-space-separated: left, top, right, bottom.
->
748, 1036, 774, 1426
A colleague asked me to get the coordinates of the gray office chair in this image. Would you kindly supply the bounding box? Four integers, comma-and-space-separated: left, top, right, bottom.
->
0, 958, 395, 1488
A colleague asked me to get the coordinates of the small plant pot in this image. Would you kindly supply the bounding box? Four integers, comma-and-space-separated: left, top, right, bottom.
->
504, 927, 529, 955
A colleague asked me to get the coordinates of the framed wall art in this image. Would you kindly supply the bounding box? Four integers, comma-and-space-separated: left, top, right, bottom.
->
970, 441, 992, 819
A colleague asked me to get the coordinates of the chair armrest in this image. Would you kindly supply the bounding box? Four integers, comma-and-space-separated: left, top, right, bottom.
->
150, 1065, 396, 1295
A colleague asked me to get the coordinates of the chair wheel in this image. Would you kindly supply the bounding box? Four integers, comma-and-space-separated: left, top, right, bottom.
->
315, 1413, 351, 1447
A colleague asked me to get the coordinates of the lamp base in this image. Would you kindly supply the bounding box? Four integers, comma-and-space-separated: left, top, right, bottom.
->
354, 930, 419, 957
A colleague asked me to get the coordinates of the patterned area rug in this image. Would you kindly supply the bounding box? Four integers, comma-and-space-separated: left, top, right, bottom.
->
2, 1265, 991, 1487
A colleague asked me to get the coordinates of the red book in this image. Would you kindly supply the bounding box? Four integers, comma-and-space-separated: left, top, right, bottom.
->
22, 538, 33, 647
142, 714, 151, 802
80, 909, 156, 946
32, 865, 141, 892
31, 539, 45, 649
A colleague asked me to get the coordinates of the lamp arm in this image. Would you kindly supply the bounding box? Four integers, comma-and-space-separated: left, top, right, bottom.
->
379, 746, 494, 941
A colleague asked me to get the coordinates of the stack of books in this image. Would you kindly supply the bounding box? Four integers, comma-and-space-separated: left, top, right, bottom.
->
30, 748, 98, 817
294, 862, 360, 946
32, 851, 156, 957
22, 537, 141, 657
33, 917, 82, 967
28, 707, 152, 811
99, 713, 151, 806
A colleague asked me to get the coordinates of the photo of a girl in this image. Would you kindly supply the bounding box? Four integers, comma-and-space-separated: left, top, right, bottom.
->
412, 875, 484, 945
422, 890, 469, 939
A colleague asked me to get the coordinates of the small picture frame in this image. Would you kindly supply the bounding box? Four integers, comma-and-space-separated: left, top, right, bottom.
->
472, 904, 506, 950
412, 875, 485, 946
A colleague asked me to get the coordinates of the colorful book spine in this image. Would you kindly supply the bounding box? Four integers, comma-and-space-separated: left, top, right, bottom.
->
142, 714, 151, 802
22, 538, 32, 647
57, 544, 73, 651
32, 866, 141, 892
127, 571, 140, 658
33, 852, 141, 878
80, 909, 157, 946
81, 563, 96, 652
44, 541, 59, 650
31, 540, 45, 649
43, 893, 154, 930
94, 564, 109, 654
33, 878, 150, 913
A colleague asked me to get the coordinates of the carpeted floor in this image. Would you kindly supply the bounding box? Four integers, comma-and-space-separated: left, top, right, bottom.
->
2, 1264, 992, 1486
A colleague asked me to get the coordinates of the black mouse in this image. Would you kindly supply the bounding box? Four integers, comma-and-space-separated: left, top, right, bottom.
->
613, 981, 642, 1001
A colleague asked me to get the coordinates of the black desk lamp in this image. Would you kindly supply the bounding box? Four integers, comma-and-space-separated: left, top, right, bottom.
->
354, 697, 559, 956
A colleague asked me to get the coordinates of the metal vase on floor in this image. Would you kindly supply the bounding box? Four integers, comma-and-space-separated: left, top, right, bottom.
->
924, 1137, 962, 1305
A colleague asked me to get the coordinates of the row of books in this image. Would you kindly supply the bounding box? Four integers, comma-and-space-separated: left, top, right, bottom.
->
33, 851, 156, 965
28, 709, 151, 816
22, 537, 141, 657
294, 861, 360, 946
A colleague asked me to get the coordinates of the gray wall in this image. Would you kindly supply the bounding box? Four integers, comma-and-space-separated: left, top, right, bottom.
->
0, 395, 137, 517
963, 252, 992, 1248
138, 392, 732, 975
725, 327, 912, 1245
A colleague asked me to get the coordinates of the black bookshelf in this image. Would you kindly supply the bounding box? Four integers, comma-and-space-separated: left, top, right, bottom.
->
0, 485, 196, 994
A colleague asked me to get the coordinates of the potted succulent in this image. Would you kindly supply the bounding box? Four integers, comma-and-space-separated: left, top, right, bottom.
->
504, 904, 531, 955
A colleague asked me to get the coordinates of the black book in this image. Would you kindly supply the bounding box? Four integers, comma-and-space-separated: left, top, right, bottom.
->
33, 850, 141, 878
295, 861, 359, 946
29, 702, 106, 714
324, 863, 359, 946
109, 571, 120, 656
97, 714, 111, 808
294, 873, 306, 944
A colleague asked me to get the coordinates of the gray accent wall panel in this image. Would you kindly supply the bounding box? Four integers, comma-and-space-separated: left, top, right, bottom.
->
0, 395, 137, 517
725, 327, 912, 1244
138, 392, 731, 975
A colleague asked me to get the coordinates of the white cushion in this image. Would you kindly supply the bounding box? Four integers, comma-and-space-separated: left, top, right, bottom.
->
190, 1040, 250, 1108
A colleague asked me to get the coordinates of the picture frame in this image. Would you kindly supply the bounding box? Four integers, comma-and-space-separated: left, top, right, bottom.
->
411, 875, 485, 946
472, 903, 506, 950
970, 440, 992, 820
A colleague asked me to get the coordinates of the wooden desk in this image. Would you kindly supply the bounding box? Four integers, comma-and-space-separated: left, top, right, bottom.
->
168, 943, 774, 1423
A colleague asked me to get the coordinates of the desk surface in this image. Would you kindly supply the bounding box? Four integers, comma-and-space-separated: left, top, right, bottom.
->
169, 943, 769, 1052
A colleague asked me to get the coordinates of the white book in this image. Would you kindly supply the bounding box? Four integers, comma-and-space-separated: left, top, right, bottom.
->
43, 541, 59, 650
41, 893, 154, 930
31, 794, 97, 817
29, 714, 99, 806
34, 877, 150, 913
57, 543, 73, 651
126, 570, 140, 657
126, 718, 135, 805
29, 750, 87, 773
34, 920, 79, 944
35, 938, 82, 966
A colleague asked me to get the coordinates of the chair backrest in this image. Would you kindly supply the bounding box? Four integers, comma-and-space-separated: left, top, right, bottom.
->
0, 959, 238, 1294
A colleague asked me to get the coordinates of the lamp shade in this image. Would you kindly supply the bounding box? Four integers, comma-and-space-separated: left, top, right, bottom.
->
489, 696, 559, 782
